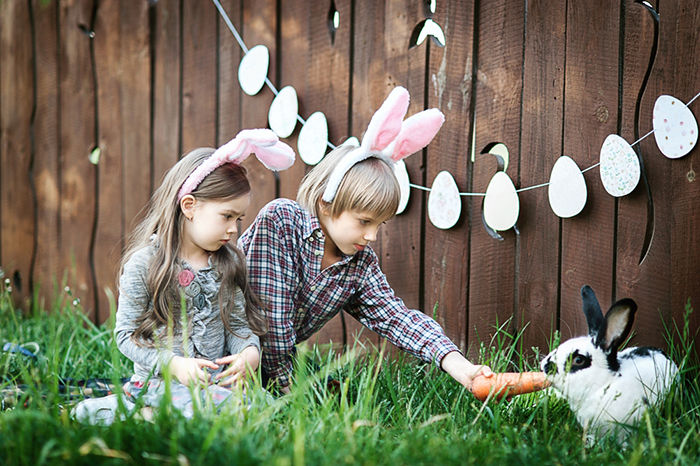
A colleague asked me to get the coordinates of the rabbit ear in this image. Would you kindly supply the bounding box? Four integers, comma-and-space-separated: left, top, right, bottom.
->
597, 298, 637, 353
248, 140, 296, 170
383, 108, 445, 161
581, 285, 605, 337
361, 86, 410, 153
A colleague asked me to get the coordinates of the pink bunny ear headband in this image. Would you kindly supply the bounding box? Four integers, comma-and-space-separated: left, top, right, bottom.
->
178, 128, 295, 201
322, 86, 445, 203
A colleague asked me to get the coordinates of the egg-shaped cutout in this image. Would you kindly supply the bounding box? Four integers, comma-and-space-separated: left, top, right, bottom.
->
599, 134, 640, 197
548, 156, 587, 218
238, 45, 269, 96
268, 86, 298, 139
340, 136, 360, 147
298, 111, 328, 165
428, 171, 461, 229
483, 171, 519, 231
653, 95, 698, 159
394, 160, 410, 215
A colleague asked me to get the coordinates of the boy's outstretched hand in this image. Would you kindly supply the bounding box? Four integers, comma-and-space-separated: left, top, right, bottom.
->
440, 351, 494, 392
214, 345, 260, 387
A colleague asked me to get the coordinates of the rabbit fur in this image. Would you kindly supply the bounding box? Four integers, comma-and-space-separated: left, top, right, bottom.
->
540, 285, 678, 440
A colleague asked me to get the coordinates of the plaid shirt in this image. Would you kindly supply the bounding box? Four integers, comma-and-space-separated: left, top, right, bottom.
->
238, 199, 458, 388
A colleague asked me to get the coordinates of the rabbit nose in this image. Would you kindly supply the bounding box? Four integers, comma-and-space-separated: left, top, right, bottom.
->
543, 360, 556, 376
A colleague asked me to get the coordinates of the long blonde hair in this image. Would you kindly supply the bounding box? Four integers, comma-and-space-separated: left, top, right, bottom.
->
297, 145, 400, 220
121, 148, 267, 345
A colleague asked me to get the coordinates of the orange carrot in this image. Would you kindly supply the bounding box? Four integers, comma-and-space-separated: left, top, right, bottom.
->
470, 372, 551, 402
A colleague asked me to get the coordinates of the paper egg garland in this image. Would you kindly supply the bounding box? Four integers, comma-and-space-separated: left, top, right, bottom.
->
653, 95, 698, 159
428, 171, 461, 229
238, 45, 269, 96
599, 134, 640, 197
483, 171, 519, 231
298, 111, 329, 165
394, 160, 410, 215
548, 156, 587, 218
268, 86, 298, 138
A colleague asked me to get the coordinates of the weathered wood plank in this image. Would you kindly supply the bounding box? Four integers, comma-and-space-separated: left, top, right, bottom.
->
181, 0, 217, 152
669, 0, 700, 351
559, 0, 620, 340
31, 0, 61, 306
152, 0, 181, 186
93, 0, 151, 323
0, 0, 35, 308
517, 0, 566, 355
468, 0, 524, 358
239, 0, 277, 231
303, 0, 353, 350
58, 0, 97, 319
616, 0, 672, 350
217, 0, 242, 146
424, 0, 475, 353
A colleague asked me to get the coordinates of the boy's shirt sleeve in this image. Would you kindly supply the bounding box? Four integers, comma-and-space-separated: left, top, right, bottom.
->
345, 257, 459, 366
114, 247, 176, 375
238, 202, 298, 388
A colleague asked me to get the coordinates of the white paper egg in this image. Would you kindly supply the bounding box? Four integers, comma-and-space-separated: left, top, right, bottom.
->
394, 160, 410, 215
340, 136, 360, 147
653, 95, 698, 159
268, 86, 298, 138
238, 45, 269, 96
599, 134, 640, 197
483, 171, 519, 231
298, 111, 328, 165
548, 156, 587, 218
428, 171, 461, 229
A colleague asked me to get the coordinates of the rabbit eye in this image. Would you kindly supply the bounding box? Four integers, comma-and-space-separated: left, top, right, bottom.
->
566, 351, 591, 372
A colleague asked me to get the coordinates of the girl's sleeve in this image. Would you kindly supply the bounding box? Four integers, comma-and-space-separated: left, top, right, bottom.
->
114, 249, 175, 375
225, 287, 261, 356
238, 202, 298, 388
345, 259, 459, 366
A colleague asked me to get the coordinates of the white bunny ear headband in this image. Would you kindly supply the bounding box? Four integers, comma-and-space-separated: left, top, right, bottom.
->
178, 128, 295, 201
322, 86, 445, 203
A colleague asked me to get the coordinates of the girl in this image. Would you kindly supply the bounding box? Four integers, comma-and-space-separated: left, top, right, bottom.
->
239, 87, 493, 394
73, 129, 295, 423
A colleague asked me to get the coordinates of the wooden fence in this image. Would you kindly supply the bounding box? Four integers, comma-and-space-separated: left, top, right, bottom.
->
1, 0, 699, 360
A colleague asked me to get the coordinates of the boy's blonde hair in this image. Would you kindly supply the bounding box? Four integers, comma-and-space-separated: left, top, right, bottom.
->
297, 145, 400, 220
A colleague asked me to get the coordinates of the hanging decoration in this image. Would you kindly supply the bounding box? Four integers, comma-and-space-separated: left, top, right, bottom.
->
214, 0, 699, 236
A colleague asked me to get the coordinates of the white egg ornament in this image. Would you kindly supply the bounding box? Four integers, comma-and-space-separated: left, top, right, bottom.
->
483, 171, 519, 231
268, 86, 298, 138
599, 134, 640, 197
428, 171, 461, 229
652, 95, 698, 159
394, 160, 410, 215
548, 156, 587, 218
298, 111, 328, 165
238, 45, 270, 96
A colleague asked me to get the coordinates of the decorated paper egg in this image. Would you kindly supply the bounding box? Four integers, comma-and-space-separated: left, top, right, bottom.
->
599, 134, 640, 197
652, 95, 698, 159
268, 86, 298, 138
548, 155, 587, 218
483, 171, 519, 231
428, 171, 461, 229
298, 111, 328, 165
394, 160, 410, 215
238, 45, 269, 96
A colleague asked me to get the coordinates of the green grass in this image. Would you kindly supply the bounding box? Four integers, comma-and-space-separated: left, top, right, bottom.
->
1, 276, 699, 466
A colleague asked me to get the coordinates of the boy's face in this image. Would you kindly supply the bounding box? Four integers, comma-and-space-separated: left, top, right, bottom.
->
319, 210, 386, 256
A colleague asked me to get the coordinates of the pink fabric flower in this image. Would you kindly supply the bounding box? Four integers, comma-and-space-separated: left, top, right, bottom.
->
178, 270, 195, 287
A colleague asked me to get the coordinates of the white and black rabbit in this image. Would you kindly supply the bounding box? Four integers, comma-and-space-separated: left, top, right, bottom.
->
540, 285, 678, 439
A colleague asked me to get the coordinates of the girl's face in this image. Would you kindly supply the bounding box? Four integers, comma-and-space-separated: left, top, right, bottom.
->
182, 194, 250, 255
319, 209, 386, 256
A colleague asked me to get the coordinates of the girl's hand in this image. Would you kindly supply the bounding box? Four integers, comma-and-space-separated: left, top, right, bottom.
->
214, 346, 260, 387
440, 351, 494, 392
169, 355, 219, 386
